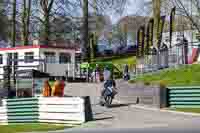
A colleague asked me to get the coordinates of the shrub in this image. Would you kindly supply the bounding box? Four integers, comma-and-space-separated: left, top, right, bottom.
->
144, 80, 151, 86
159, 80, 167, 89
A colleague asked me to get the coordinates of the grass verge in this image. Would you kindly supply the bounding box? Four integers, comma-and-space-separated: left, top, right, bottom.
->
0, 123, 69, 133
171, 108, 200, 114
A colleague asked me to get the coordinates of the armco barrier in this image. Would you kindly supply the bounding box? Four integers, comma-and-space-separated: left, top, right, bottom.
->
0, 97, 93, 125
3, 98, 39, 124
168, 86, 200, 108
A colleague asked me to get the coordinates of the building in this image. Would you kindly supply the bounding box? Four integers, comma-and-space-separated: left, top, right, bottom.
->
0, 44, 80, 79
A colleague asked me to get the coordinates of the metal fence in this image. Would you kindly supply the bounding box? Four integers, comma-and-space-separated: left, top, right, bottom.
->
131, 41, 200, 78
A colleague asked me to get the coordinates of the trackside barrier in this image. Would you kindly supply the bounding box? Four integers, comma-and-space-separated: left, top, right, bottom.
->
0, 96, 93, 125
168, 86, 200, 108
0, 106, 7, 125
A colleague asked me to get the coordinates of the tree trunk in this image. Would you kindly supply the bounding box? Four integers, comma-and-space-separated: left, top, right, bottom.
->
153, 0, 160, 46
40, 0, 55, 45
11, 0, 17, 97
12, 0, 16, 47
22, 0, 27, 46
25, 0, 32, 45
81, 0, 89, 62
44, 14, 50, 45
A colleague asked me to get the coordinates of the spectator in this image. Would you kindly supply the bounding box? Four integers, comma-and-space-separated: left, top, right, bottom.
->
52, 80, 63, 97
42, 80, 52, 97
123, 64, 130, 81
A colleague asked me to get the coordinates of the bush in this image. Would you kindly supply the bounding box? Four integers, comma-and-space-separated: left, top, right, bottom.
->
144, 81, 151, 86
159, 80, 167, 89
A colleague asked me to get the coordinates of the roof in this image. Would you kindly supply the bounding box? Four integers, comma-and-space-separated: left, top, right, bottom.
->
16, 69, 50, 79
0, 45, 77, 51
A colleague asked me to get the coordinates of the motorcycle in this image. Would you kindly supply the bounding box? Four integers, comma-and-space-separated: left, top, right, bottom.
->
100, 86, 117, 107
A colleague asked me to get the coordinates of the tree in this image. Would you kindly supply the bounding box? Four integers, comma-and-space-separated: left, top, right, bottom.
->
0, 0, 9, 41
81, 0, 89, 61
22, 0, 32, 45
39, 0, 55, 44
158, 0, 200, 32
81, 0, 127, 61
12, 0, 16, 47
174, 0, 200, 32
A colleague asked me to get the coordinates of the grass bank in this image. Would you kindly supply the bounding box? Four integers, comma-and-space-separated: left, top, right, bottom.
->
95, 55, 136, 72
129, 64, 200, 86
0, 123, 68, 133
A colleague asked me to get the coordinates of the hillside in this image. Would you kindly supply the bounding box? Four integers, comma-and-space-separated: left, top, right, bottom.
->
130, 64, 200, 86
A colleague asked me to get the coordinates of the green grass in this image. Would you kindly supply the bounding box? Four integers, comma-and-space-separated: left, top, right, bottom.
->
95, 56, 136, 72
171, 108, 200, 114
129, 64, 200, 86
92, 55, 136, 79
95, 55, 136, 65
0, 123, 68, 133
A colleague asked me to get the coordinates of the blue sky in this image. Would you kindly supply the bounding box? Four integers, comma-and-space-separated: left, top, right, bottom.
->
111, 0, 151, 24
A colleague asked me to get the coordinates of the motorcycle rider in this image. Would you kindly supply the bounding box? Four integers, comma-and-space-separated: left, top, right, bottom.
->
100, 66, 117, 102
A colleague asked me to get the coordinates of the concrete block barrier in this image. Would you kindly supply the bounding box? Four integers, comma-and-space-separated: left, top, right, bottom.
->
0, 96, 93, 125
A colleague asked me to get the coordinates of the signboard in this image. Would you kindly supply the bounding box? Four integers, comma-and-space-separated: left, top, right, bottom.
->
34, 79, 48, 96
16, 79, 32, 89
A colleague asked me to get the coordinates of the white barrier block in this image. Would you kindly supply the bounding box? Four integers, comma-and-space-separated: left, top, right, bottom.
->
0, 106, 7, 124
0, 117, 7, 121
0, 107, 7, 114
38, 97, 84, 105
39, 104, 84, 113
2, 99, 6, 106
0, 120, 8, 125
38, 119, 83, 124
38, 97, 87, 124
39, 112, 85, 121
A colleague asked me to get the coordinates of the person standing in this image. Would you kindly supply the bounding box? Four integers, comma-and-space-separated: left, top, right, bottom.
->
52, 80, 63, 97
123, 64, 130, 81
103, 66, 111, 81
61, 77, 65, 96
42, 80, 52, 97
95, 64, 100, 82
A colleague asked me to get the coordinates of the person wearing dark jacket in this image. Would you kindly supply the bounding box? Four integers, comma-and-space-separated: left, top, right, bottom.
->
123, 64, 130, 81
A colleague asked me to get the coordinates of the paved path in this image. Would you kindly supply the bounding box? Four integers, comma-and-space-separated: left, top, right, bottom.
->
27, 80, 200, 132
63, 81, 200, 129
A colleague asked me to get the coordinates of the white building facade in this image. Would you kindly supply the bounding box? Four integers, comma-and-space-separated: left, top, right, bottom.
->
0, 45, 78, 79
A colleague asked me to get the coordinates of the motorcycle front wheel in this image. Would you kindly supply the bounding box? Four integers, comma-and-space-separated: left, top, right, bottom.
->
104, 95, 113, 107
